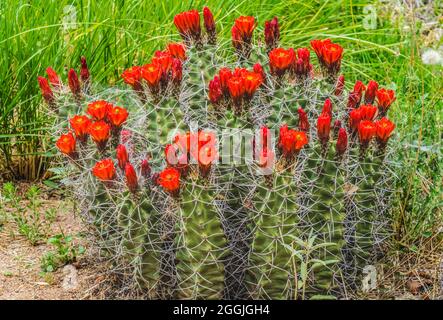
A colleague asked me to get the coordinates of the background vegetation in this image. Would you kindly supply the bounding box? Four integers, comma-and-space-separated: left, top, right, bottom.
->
0, 0, 441, 249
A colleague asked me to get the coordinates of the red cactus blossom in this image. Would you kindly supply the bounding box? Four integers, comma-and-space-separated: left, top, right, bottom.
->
195, 144, 218, 177
92, 159, 116, 181
349, 108, 362, 132
174, 132, 191, 154
108, 106, 128, 129
87, 100, 110, 121
253, 63, 266, 83
89, 120, 110, 150
269, 47, 295, 77
167, 43, 186, 61
358, 120, 376, 146
336, 127, 348, 156
234, 16, 256, 43
298, 107, 310, 132
173, 10, 201, 42
116, 144, 129, 170
364, 80, 378, 104
242, 71, 262, 99
141, 159, 151, 178
227, 76, 245, 112
171, 58, 183, 85
264, 17, 279, 50
203, 7, 216, 43
141, 63, 162, 94
68, 68, 81, 98
69, 115, 91, 143
317, 113, 332, 144
125, 163, 139, 193
37, 76, 55, 106
347, 80, 366, 109
311, 39, 343, 77
293, 48, 312, 79
46, 67, 61, 88
157, 167, 181, 194
231, 25, 242, 51
152, 50, 173, 75
122, 66, 142, 87
376, 88, 396, 115
322, 98, 333, 117
279, 125, 308, 157
335, 74, 345, 96
209, 76, 223, 104
375, 117, 395, 145
56, 132, 76, 157
219, 67, 233, 94
80, 56, 90, 83
257, 146, 275, 170
359, 104, 378, 121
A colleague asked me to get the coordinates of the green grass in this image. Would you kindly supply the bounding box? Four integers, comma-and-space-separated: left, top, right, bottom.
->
0, 0, 441, 244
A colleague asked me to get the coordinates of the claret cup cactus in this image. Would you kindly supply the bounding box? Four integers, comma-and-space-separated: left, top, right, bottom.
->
40, 7, 397, 299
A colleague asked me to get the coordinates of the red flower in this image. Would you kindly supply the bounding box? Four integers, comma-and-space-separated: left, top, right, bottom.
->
376, 88, 396, 114
141, 159, 151, 178
293, 48, 312, 78
317, 113, 332, 143
231, 25, 242, 50
228, 76, 245, 105
234, 16, 256, 42
46, 67, 61, 88
209, 76, 222, 104
107, 106, 128, 128
174, 10, 201, 42
89, 120, 110, 147
141, 63, 162, 92
335, 74, 345, 96
253, 63, 266, 82
87, 100, 110, 120
92, 159, 116, 181
116, 144, 129, 170
68, 68, 81, 97
351, 80, 366, 103
171, 58, 182, 85
336, 127, 348, 156
364, 80, 378, 104
122, 66, 142, 86
358, 120, 376, 145
157, 167, 180, 194
298, 107, 310, 132
195, 144, 218, 176
257, 147, 275, 169
80, 56, 90, 83
311, 39, 343, 76
152, 50, 173, 75
219, 67, 233, 95
375, 117, 395, 144
359, 104, 377, 121
269, 48, 295, 76
242, 71, 262, 98
203, 7, 216, 39
279, 125, 308, 156
167, 43, 186, 61
56, 132, 76, 156
322, 98, 333, 117
349, 108, 362, 131
69, 115, 91, 142
264, 17, 279, 50
174, 132, 191, 153
37, 76, 54, 106
125, 163, 138, 193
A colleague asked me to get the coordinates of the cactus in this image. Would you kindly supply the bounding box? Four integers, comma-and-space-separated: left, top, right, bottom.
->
41, 7, 398, 299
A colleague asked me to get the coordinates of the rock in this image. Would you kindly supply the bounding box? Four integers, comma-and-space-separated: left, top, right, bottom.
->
62, 265, 78, 291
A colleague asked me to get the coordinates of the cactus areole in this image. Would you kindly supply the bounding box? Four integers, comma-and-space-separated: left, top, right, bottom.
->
43, 7, 397, 300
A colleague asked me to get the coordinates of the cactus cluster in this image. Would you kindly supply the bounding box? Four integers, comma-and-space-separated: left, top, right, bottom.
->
39, 7, 397, 299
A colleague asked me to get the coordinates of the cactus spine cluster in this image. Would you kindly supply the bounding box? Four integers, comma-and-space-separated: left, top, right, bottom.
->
40, 7, 398, 299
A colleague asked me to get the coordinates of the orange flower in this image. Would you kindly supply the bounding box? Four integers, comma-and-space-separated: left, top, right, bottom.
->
242, 71, 262, 98
359, 104, 378, 121
358, 120, 376, 145
364, 80, 379, 104
69, 115, 91, 142
208, 76, 222, 104
87, 100, 110, 120
107, 106, 128, 128
46, 67, 61, 88
336, 128, 348, 156
141, 63, 162, 92
311, 39, 343, 76
157, 167, 181, 193
322, 98, 333, 118
375, 117, 395, 144
376, 88, 396, 114
227, 76, 245, 109
264, 17, 279, 50
37, 76, 54, 106
122, 66, 142, 86
174, 10, 201, 42
219, 67, 233, 94
233, 16, 256, 42
116, 144, 129, 170
56, 132, 76, 157
125, 162, 138, 193
269, 48, 295, 76
152, 50, 173, 75
349, 108, 362, 132
317, 113, 332, 144
167, 43, 186, 61
203, 7, 216, 42
68, 68, 81, 97
279, 125, 308, 156
89, 121, 110, 148
92, 159, 116, 181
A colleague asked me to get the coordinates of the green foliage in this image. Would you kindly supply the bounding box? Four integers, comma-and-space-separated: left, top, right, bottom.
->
41, 233, 85, 273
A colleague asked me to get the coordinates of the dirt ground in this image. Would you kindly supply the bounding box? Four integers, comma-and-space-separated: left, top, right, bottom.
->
0, 182, 441, 300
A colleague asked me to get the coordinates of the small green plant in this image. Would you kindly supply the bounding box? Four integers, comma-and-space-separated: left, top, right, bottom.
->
41, 233, 85, 273
44, 207, 58, 223
2, 182, 22, 210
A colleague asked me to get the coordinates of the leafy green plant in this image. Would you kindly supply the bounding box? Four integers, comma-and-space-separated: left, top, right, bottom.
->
41, 233, 85, 273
